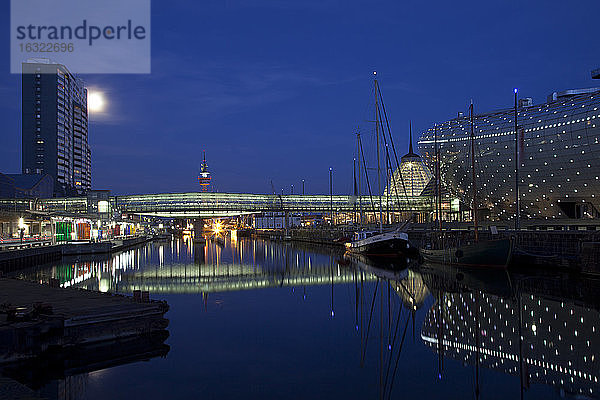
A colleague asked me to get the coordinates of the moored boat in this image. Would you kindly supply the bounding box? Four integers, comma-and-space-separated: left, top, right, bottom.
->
345, 229, 411, 257
420, 101, 513, 269
420, 237, 513, 268
345, 74, 416, 259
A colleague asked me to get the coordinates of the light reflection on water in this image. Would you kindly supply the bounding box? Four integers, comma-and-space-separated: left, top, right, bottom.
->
6, 237, 600, 400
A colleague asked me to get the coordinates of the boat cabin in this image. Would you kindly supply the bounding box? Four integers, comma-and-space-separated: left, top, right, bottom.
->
353, 231, 378, 241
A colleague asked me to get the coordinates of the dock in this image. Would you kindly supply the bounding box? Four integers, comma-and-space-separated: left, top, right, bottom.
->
0, 278, 169, 364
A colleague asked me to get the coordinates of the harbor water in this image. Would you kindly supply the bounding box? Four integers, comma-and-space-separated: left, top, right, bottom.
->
4, 236, 600, 400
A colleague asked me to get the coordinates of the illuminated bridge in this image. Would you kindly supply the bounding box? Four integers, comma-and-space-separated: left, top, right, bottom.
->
3, 192, 433, 218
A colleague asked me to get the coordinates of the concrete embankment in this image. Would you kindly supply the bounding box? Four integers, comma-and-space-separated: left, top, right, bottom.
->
0, 278, 169, 365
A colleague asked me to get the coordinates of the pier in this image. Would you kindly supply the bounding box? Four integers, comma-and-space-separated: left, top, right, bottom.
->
0, 278, 169, 365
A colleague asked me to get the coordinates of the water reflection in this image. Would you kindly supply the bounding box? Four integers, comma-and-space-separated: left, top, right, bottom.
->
15, 237, 373, 295
419, 264, 600, 399
0, 331, 169, 399
7, 237, 600, 399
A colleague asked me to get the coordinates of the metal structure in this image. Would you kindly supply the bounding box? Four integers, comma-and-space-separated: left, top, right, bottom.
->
419, 87, 600, 221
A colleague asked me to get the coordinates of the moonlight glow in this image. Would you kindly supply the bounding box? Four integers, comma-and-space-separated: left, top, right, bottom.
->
88, 92, 106, 113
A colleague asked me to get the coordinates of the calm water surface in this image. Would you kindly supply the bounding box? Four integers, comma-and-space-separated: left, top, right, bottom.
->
6, 237, 600, 400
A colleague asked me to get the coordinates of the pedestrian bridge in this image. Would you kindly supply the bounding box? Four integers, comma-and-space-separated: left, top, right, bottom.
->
2, 192, 433, 218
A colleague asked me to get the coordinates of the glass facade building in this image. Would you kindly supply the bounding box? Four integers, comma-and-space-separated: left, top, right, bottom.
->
383, 142, 433, 198
418, 88, 600, 221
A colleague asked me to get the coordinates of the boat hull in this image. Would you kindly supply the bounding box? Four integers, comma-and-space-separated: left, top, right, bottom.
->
352, 238, 409, 256
420, 238, 513, 268
346, 232, 411, 257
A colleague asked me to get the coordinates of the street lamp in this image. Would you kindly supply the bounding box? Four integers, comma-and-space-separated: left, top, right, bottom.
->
302, 179, 305, 195
291, 184, 294, 195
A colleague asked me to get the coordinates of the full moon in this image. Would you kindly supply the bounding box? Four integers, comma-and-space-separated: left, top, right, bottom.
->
88, 92, 105, 113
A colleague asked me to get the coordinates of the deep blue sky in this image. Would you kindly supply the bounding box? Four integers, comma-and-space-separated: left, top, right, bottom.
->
1, 0, 599, 195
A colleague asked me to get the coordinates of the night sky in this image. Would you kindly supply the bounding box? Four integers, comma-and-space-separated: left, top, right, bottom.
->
0, 0, 598, 195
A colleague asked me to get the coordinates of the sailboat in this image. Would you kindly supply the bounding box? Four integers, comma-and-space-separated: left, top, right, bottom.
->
345, 73, 415, 258
420, 102, 513, 268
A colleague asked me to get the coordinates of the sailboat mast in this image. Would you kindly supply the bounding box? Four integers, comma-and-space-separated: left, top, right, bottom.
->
353, 156, 356, 223
437, 136, 442, 231
375, 73, 383, 233
470, 102, 479, 242
514, 89, 520, 232
386, 144, 391, 224
434, 124, 442, 231
357, 131, 364, 224
409, 122, 414, 196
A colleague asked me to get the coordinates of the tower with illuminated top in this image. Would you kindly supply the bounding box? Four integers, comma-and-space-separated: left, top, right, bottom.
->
198, 151, 211, 191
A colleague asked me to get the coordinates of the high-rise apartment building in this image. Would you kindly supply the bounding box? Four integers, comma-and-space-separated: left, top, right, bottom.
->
22, 60, 91, 196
